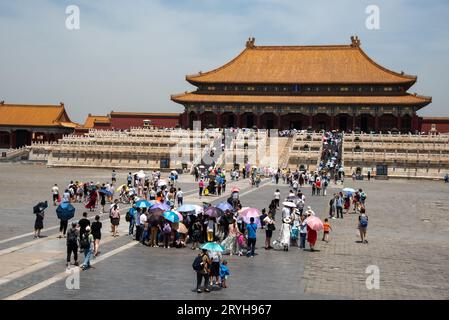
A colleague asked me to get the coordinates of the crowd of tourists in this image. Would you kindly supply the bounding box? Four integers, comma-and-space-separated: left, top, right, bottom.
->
32, 140, 370, 293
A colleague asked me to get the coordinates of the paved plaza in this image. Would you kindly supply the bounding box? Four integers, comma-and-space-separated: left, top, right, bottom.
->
0, 163, 448, 300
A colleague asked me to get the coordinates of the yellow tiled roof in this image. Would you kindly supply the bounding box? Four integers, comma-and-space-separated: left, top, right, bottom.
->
83, 115, 110, 129
0, 103, 76, 127
186, 43, 416, 84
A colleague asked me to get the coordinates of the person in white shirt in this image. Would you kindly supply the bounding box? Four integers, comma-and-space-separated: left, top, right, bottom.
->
273, 189, 281, 208
51, 184, 59, 206
62, 189, 71, 203
176, 188, 184, 207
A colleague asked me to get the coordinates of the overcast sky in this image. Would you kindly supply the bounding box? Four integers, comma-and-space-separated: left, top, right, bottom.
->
1, 0, 448, 123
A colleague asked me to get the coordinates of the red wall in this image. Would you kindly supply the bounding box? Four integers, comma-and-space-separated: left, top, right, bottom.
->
421, 118, 449, 133
109, 114, 180, 130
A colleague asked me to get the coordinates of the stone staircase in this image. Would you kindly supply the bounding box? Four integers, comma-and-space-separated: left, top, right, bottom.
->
0, 146, 30, 162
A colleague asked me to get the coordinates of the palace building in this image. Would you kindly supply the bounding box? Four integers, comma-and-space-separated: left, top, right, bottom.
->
0, 102, 78, 149
171, 37, 432, 132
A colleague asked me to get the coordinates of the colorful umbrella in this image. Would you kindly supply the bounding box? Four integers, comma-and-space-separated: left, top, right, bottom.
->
157, 180, 167, 187
150, 202, 170, 213
163, 211, 180, 223
343, 188, 356, 193
306, 216, 324, 231
116, 184, 128, 192
242, 215, 261, 227
177, 204, 197, 213
201, 242, 224, 252
239, 207, 261, 218
174, 222, 188, 234
56, 202, 75, 221
174, 211, 183, 222
231, 187, 240, 193
216, 202, 233, 212
136, 170, 146, 179
134, 199, 154, 209
99, 188, 113, 196
282, 201, 296, 208
204, 206, 223, 218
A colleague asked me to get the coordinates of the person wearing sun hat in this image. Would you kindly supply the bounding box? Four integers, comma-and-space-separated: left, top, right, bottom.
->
305, 206, 315, 216
279, 217, 292, 251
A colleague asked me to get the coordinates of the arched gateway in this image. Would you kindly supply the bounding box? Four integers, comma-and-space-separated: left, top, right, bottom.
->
172, 36, 431, 133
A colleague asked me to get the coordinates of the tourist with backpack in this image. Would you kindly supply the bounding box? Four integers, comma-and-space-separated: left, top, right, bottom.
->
359, 189, 367, 207
193, 249, 211, 293
126, 207, 134, 236
66, 222, 79, 267
80, 226, 94, 270
358, 208, 369, 244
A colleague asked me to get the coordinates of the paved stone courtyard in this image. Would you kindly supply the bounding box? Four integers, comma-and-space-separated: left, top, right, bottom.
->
0, 163, 448, 300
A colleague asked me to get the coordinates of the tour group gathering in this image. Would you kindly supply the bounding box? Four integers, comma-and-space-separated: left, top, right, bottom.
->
31, 131, 369, 293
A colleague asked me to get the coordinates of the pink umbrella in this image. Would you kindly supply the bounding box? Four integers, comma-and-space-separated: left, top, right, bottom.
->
239, 207, 261, 218
231, 187, 240, 193
306, 216, 324, 231
174, 211, 183, 222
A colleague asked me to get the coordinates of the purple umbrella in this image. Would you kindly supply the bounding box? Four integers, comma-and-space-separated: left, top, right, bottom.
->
216, 202, 233, 212
149, 202, 170, 213
204, 207, 223, 218
242, 215, 261, 227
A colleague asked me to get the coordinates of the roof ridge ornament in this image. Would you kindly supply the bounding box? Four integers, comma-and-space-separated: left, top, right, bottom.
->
246, 37, 256, 49
350, 35, 361, 47
0, 100, 4, 105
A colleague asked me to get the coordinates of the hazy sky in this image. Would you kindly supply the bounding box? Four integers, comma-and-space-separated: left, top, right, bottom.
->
1, 0, 448, 123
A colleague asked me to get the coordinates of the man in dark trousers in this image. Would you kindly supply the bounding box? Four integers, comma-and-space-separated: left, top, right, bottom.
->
66, 222, 79, 267
246, 217, 258, 258
78, 212, 91, 241
195, 249, 211, 293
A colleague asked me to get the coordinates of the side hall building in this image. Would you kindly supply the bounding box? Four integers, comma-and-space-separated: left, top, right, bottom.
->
172, 37, 432, 132
0, 102, 78, 149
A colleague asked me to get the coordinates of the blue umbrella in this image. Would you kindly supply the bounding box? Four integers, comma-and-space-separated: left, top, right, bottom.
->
177, 204, 197, 213
134, 199, 154, 209
163, 211, 180, 223
216, 202, 233, 212
201, 242, 224, 252
56, 202, 75, 221
99, 188, 113, 196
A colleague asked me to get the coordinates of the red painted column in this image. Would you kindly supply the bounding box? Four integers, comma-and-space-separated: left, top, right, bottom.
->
411, 115, 419, 133
184, 111, 189, 129
330, 115, 335, 131
396, 116, 402, 132
374, 116, 380, 133
256, 113, 262, 128
236, 113, 242, 128
308, 115, 313, 129
352, 115, 356, 131
277, 113, 282, 130
216, 112, 222, 128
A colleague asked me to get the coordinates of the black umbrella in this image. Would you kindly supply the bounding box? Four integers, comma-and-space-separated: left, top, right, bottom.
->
33, 201, 48, 214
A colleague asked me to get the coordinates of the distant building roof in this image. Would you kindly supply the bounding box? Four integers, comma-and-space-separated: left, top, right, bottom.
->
0, 102, 78, 128
186, 37, 417, 85
83, 115, 111, 129
109, 112, 181, 118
